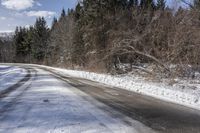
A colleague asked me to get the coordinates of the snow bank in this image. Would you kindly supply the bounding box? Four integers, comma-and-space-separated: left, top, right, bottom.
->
41, 66, 200, 111
0, 65, 26, 91
0, 65, 11, 69
3, 63, 200, 111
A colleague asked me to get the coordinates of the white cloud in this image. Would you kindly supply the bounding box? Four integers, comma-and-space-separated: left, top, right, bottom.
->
0, 17, 6, 20
36, 1, 41, 6
25, 11, 56, 18
1, 0, 34, 10
0, 30, 14, 33
7, 23, 15, 27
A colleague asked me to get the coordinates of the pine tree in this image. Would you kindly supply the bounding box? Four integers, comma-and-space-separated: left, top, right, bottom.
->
24, 26, 34, 62
74, 3, 82, 20
14, 26, 31, 62
52, 17, 57, 25
140, 0, 155, 9
194, 0, 200, 9
61, 8, 66, 17
52, 17, 58, 29
157, 0, 166, 10
32, 17, 49, 61
0, 39, 3, 62
128, 0, 138, 7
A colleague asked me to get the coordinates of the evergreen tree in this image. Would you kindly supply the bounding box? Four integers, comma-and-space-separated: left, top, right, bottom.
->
157, 0, 166, 10
129, 0, 138, 7
32, 17, 49, 61
52, 17, 58, 29
140, 0, 155, 9
14, 27, 31, 62
74, 3, 82, 20
61, 8, 66, 17
0, 39, 3, 62
67, 8, 74, 15
24, 26, 34, 62
52, 17, 57, 25
194, 0, 200, 9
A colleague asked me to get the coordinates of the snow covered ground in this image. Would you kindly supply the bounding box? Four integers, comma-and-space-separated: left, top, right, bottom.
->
0, 65, 26, 92
0, 68, 154, 133
25, 64, 200, 111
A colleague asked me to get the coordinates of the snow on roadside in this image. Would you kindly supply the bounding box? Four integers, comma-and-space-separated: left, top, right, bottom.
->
0, 65, 11, 69
0, 66, 18, 76
32, 64, 200, 111
0, 65, 27, 91
2, 63, 200, 111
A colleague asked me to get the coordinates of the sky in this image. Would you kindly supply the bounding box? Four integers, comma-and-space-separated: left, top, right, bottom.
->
0, 0, 78, 32
0, 0, 188, 33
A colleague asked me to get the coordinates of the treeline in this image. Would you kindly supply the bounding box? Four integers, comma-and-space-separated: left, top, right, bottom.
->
46, 0, 169, 72
0, 39, 14, 62
2, 0, 200, 77
13, 17, 49, 63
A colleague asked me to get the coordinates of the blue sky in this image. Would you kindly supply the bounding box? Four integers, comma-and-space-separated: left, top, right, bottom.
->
0, 0, 78, 32
0, 0, 188, 33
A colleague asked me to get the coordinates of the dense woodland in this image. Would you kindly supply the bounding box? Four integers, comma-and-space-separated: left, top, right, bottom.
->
1, 0, 200, 78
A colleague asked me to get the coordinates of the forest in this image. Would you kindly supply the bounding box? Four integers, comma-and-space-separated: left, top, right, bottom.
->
1, 0, 200, 78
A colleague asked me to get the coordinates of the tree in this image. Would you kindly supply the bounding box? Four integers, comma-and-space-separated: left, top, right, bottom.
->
14, 27, 29, 62
0, 39, 3, 62
194, 0, 200, 9
61, 8, 66, 17
128, 0, 138, 7
51, 17, 58, 31
157, 0, 166, 10
32, 17, 49, 62
140, 0, 155, 9
24, 26, 34, 62
74, 3, 82, 20
0, 38, 14, 63
52, 17, 57, 26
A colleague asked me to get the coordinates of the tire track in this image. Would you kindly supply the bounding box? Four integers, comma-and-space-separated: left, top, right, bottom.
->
0, 68, 32, 99
0, 68, 36, 117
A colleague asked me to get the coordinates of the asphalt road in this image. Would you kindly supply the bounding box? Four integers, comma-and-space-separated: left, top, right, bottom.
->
1, 65, 200, 133
44, 66, 200, 133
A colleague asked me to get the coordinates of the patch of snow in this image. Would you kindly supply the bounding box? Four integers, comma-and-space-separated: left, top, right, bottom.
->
0, 65, 10, 69
3, 63, 200, 111
0, 68, 153, 133
28, 64, 200, 111
0, 65, 26, 92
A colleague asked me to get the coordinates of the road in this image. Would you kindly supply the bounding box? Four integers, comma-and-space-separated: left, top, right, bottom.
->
1, 65, 200, 133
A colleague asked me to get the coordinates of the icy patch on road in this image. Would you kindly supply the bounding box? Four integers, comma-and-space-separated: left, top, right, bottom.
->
0, 65, 26, 92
